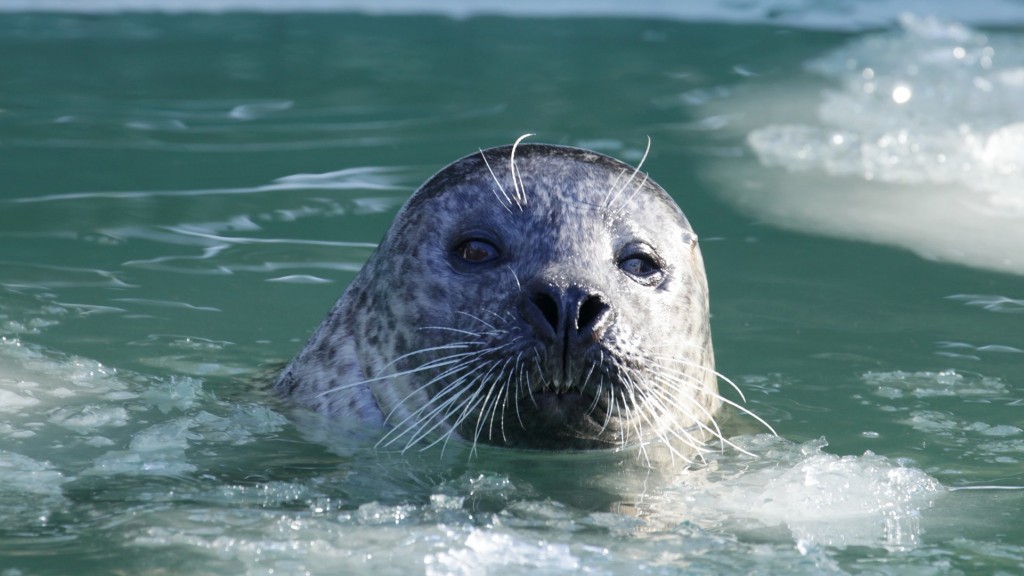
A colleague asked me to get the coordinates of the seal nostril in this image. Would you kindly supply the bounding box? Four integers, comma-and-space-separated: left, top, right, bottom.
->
577, 294, 609, 333
531, 292, 560, 332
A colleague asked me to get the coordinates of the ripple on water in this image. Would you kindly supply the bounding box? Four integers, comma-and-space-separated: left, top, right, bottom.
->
947, 293, 1024, 314
0, 340, 1003, 574
863, 370, 1023, 469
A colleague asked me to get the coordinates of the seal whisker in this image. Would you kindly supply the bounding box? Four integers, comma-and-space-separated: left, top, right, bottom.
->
524, 355, 545, 407
645, 379, 716, 458
488, 355, 518, 443
452, 311, 504, 333
509, 133, 534, 208
640, 364, 728, 443
610, 358, 726, 463
376, 363, 483, 449
445, 370, 499, 457
513, 352, 529, 429
617, 371, 652, 464
621, 172, 650, 211
607, 167, 629, 201
645, 368, 761, 457
381, 337, 526, 451
597, 378, 617, 436
375, 341, 478, 371
371, 341, 479, 375
604, 136, 651, 212
396, 371, 484, 451
619, 368, 704, 463
650, 354, 778, 437
586, 379, 605, 419
469, 358, 511, 446
479, 147, 516, 214
377, 342, 519, 444
650, 353, 748, 402
506, 264, 522, 291
418, 325, 502, 338
313, 349, 475, 400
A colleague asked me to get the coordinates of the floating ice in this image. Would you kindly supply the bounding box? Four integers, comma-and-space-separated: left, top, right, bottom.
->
862, 370, 1022, 467
0, 451, 67, 498
0, 451, 69, 529
0, 337, 288, 480
704, 14, 1024, 275
661, 436, 943, 549
427, 529, 580, 575
0, 337, 136, 443
864, 369, 1009, 398
88, 418, 197, 476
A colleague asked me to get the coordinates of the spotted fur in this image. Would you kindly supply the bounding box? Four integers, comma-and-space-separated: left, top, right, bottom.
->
276, 140, 770, 462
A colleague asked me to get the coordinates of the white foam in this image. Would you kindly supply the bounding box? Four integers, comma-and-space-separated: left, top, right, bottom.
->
704, 14, 1024, 275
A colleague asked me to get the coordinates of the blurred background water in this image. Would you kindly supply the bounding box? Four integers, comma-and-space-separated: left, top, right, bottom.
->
1, 1, 1023, 574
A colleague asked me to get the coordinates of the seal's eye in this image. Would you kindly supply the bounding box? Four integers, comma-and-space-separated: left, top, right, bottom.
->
453, 239, 500, 264
620, 255, 660, 277
618, 249, 665, 286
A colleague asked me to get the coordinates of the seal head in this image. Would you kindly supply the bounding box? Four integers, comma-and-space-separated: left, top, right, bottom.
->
276, 142, 720, 456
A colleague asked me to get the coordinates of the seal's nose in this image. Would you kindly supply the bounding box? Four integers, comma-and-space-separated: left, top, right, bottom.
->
521, 283, 611, 345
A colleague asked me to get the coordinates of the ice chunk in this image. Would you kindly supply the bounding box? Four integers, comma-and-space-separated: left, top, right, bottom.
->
0, 338, 137, 447
0, 451, 67, 498
0, 451, 69, 528
668, 437, 943, 549
863, 369, 1008, 398
426, 529, 580, 575
704, 14, 1024, 275
88, 418, 196, 476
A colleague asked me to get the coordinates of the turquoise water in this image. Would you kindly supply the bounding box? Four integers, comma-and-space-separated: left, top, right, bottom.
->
1, 6, 1023, 575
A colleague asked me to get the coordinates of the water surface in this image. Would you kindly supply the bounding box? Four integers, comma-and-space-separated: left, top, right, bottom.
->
1, 5, 1023, 575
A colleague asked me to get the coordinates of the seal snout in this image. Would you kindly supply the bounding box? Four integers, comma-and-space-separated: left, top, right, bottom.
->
521, 283, 611, 343
520, 282, 613, 385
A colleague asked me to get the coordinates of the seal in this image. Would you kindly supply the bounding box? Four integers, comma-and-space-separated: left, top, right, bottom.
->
276, 137, 747, 459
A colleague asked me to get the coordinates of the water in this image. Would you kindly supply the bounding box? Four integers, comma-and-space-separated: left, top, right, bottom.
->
1, 3, 1023, 574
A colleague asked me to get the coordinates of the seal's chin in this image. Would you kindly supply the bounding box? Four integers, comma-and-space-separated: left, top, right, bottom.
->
529, 391, 594, 420
458, 389, 626, 451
